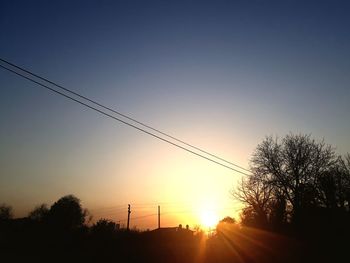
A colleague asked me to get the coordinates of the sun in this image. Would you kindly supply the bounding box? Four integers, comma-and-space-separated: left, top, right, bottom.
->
200, 210, 219, 229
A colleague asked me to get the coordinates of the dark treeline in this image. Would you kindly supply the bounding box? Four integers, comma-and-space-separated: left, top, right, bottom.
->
0, 197, 301, 263
1, 134, 349, 263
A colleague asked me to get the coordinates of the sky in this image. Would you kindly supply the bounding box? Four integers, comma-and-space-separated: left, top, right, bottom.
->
1, 0, 350, 229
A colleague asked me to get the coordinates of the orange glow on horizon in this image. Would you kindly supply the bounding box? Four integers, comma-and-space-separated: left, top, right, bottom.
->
195, 199, 220, 230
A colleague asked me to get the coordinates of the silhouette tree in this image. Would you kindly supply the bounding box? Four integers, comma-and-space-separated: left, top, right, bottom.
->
337, 154, 350, 211
0, 204, 13, 220
250, 134, 337, 223
233, 176, 273, 227
219, 216, 236, 224
91, 219, 118, 238
233, 133, 350, 233
268, 191, 288, 230
239, 206, 258, 227
28, 204, 49, 222
48, 195, 87, 230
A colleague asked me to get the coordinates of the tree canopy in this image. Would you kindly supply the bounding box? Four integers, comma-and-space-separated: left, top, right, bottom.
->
28, 204, 49, 222
234, 134, 350, 229
48, 194, 87, 229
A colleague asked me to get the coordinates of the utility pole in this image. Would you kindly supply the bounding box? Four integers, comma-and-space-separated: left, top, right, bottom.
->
127, 204, 131, 231
158, 205, 160, 229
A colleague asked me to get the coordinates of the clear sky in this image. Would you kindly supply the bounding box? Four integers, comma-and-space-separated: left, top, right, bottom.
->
1, 0, 350, 229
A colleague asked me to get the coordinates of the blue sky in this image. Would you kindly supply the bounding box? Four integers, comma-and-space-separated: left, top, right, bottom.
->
1, 0, 349, 228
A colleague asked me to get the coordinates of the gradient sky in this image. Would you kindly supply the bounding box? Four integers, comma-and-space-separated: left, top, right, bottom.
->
1, 0, 350, 229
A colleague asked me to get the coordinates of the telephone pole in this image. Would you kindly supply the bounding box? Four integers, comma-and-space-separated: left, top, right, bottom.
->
158, 205, 160, 229
127, 204, 131, 231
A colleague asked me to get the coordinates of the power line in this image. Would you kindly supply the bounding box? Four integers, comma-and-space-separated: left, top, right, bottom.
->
0, 58, 250, 173
90, 208, 127, 215
89, 205, 127, 211
0, 60, 251, 176
132, 213, 158, 221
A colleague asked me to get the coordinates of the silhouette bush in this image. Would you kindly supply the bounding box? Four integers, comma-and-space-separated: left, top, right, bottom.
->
28, 204, 49, 222
0, 204, 13, 220
48, 195, 87, 230
91, 218, 118, 238
219, 216, 236, 224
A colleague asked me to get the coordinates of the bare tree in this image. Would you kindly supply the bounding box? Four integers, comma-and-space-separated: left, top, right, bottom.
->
250, 134, 337, 221
233, 176, 273, 227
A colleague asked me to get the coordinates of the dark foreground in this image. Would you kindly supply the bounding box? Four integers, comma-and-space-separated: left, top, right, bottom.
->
1, 219, 348, 263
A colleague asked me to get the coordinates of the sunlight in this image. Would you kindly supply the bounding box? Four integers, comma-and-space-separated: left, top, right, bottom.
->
200, 209, 219, 229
